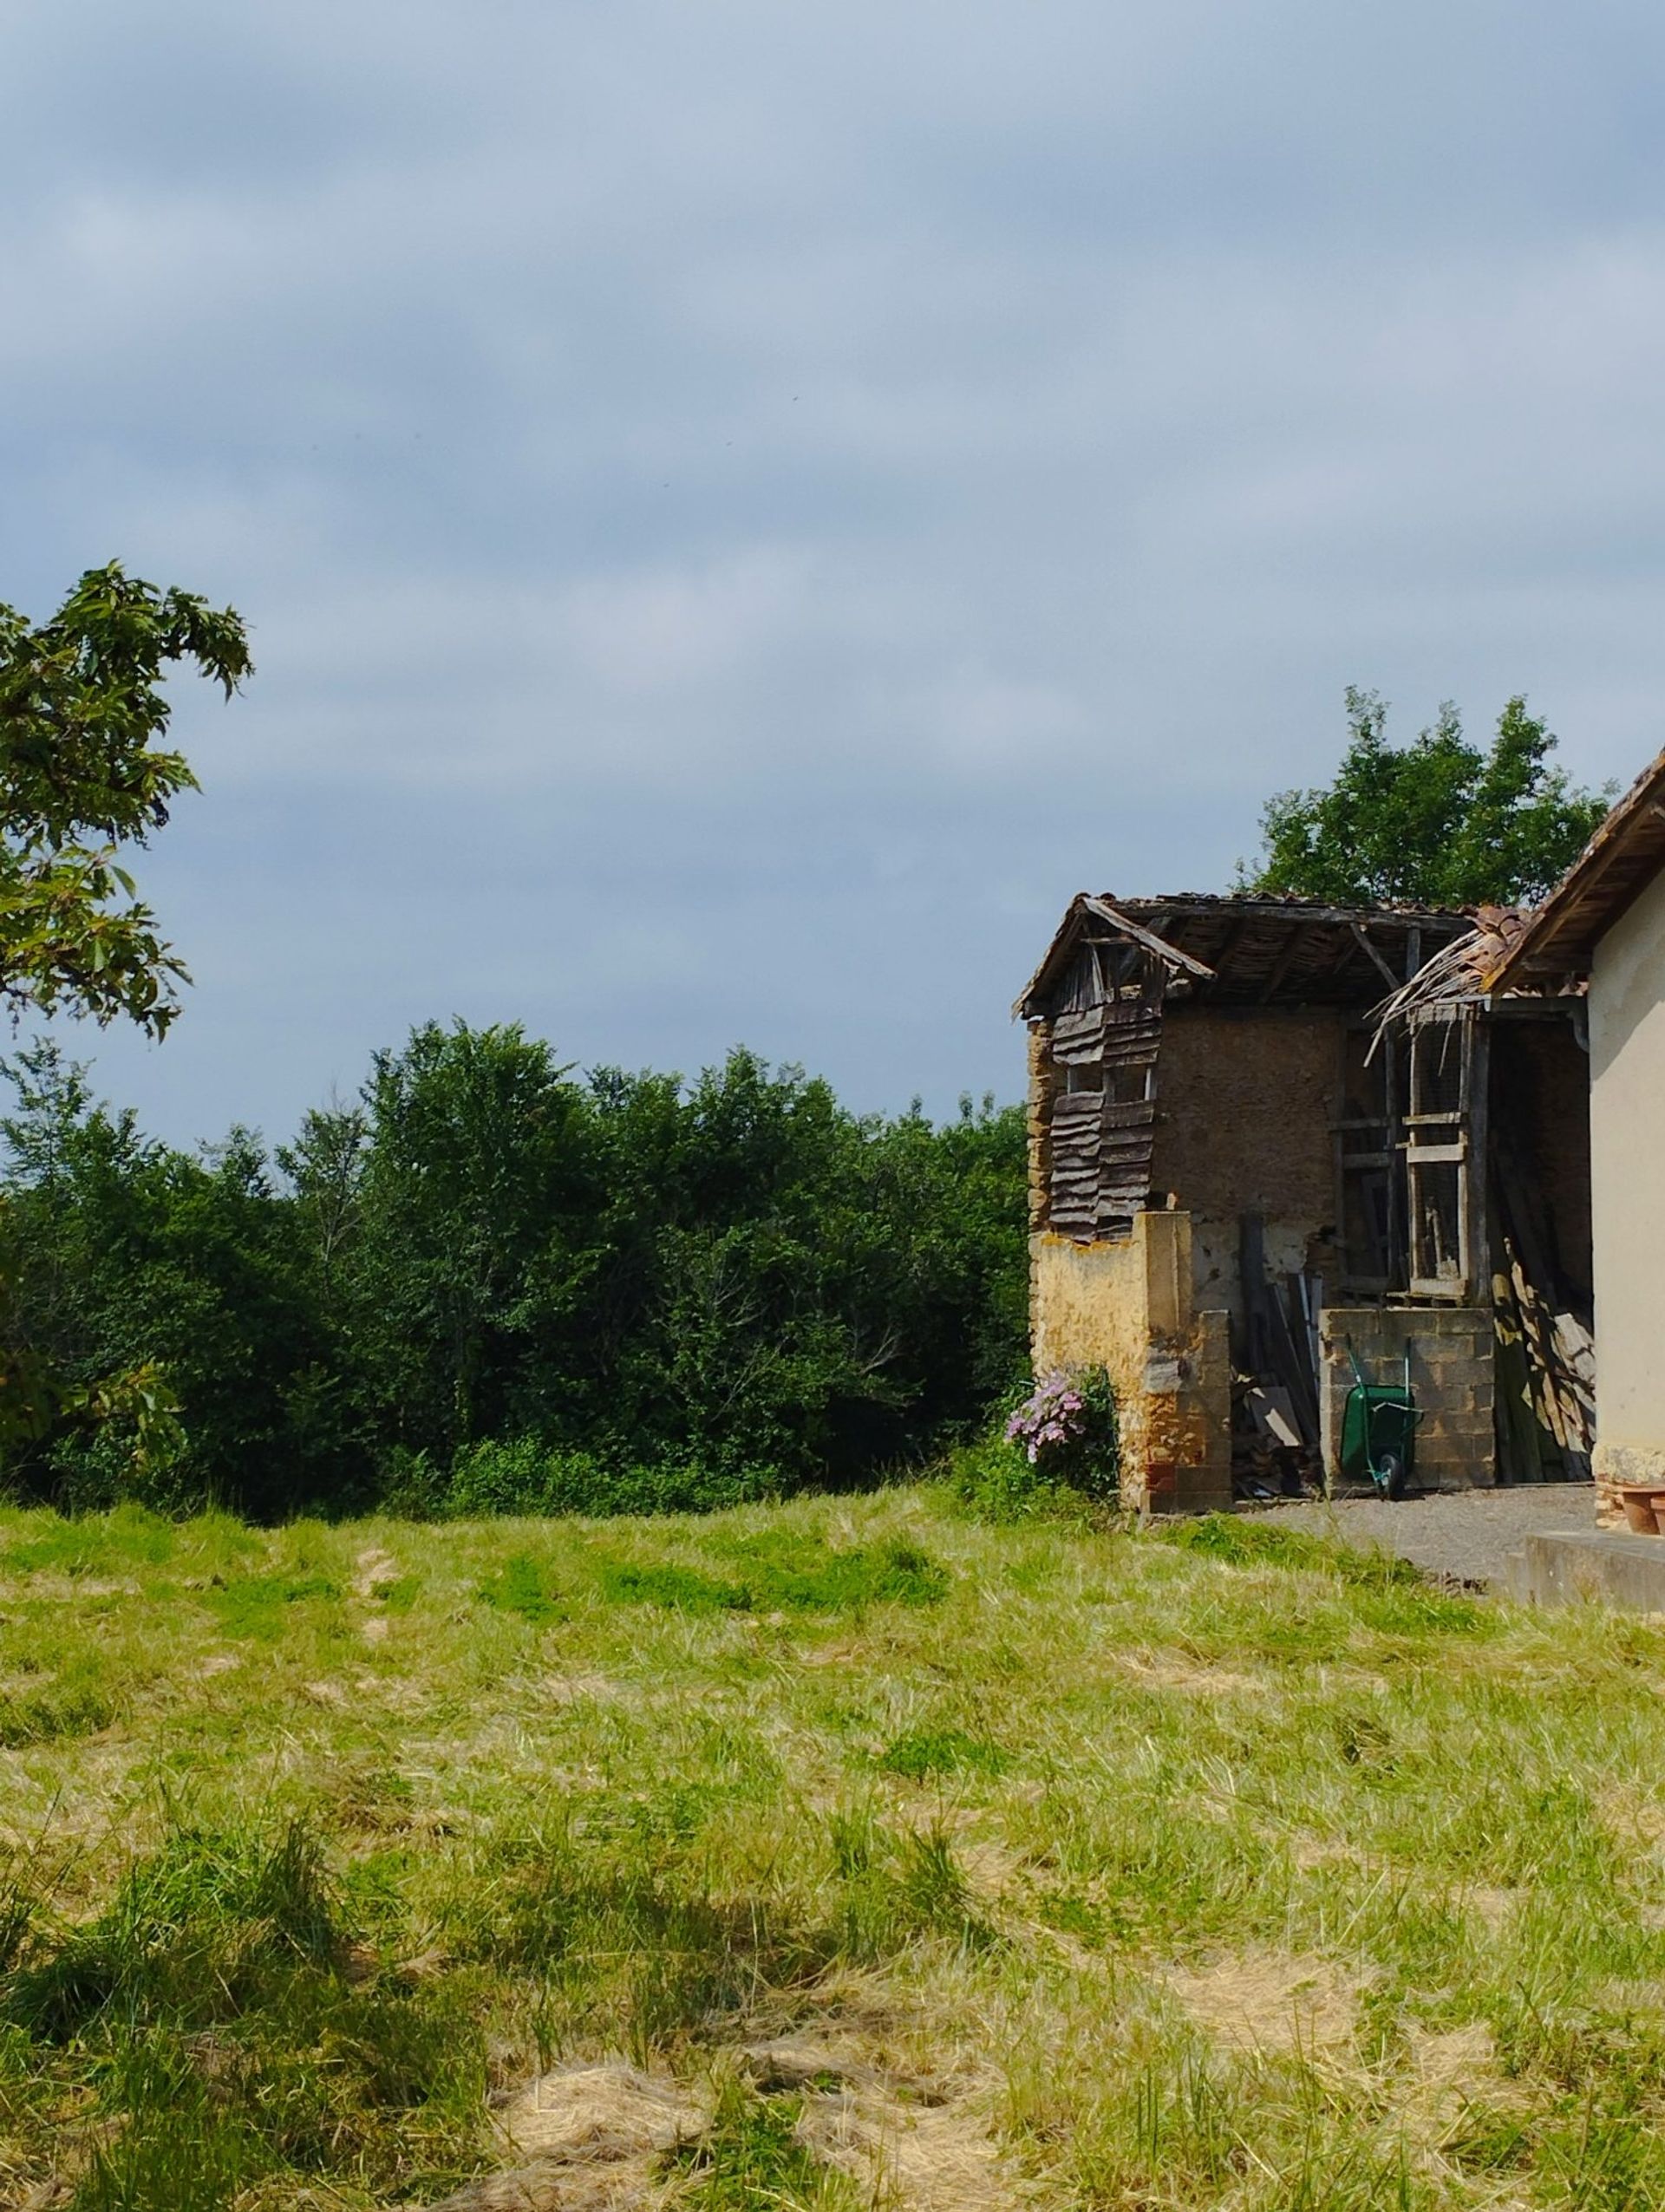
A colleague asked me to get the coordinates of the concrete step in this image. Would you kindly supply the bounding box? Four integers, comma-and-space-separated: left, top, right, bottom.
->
1503, 1529, 1665, 1614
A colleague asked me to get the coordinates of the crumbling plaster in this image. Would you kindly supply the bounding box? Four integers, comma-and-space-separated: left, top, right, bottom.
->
1030, 1211, 1231, 1516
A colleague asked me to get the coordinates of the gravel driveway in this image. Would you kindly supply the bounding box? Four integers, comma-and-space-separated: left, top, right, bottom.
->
1238, 1484, 1596, 1589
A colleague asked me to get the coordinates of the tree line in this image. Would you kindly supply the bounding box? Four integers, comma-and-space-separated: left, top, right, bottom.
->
0, 1029, 1028, 1517
0, 564, 1621, 1522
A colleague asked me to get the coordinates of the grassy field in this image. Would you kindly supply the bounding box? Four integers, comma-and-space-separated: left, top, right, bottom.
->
1, 1491, 1663, 2210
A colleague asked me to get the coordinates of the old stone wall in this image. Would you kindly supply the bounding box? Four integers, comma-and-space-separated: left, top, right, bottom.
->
1148, 1006, 1345, 1330
1026, 1021, 1055, 1234
1031, 1210, 1231, 1515
1319, 1305, 1495, 1491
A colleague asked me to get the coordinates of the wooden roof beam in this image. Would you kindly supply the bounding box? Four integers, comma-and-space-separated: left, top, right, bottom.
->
1350, 922, 1401, 990
1081, 897, 1216, 981
1257, 923, 1312, 1002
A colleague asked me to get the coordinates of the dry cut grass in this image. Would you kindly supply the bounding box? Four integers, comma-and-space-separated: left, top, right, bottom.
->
0, 1491, 1662, 2209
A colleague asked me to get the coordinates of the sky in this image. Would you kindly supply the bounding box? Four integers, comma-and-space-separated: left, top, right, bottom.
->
3, 0, 1664, 1146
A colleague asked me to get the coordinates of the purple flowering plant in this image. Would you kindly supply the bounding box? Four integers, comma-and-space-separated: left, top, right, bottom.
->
1002, 1365, 1119, 1497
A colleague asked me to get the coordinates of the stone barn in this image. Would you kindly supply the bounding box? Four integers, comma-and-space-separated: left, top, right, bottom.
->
1016, 893, 1594, 1514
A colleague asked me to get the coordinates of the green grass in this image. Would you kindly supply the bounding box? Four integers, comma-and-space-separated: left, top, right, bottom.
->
206, 1569, 343, 1639
0, 1489, 1662, 2208
877, 1724, 1009, 1779
477, 1550, 568, 1624
670, 2077, 865, 2209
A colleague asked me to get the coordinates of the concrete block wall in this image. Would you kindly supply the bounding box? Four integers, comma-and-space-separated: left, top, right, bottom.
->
1319, 1306, 1495, 1490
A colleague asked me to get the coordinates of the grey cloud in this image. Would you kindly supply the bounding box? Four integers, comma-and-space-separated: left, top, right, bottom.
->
3, 0, 1663, 1144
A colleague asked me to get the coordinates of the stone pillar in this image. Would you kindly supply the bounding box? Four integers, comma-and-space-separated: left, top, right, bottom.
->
1030, 1210, 1232, 1516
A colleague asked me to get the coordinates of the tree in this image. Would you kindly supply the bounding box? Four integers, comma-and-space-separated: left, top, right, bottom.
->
348, 1021, 610, 1460
0, 1025, 1032, 1514
0, 562, 251, 1034
1244, 689, 1612, 908
0, 1042, 355, 1515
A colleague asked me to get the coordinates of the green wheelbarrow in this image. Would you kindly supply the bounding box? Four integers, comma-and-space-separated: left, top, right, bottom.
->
1339, 1338, 1419, 1498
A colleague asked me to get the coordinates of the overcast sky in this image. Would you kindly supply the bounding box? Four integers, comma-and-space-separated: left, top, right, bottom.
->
4, 1, 1663, 1145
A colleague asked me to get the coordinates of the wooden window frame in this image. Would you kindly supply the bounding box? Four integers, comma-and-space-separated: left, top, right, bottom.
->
1401, 1009, 1489, 1302
1333, 1021, 1404, 1295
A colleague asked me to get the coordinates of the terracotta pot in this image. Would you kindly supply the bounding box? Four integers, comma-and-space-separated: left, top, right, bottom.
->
1619, 1490, 1661, 1536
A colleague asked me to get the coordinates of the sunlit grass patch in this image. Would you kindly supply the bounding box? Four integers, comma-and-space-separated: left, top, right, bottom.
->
708, 1528, 951, 1611
0, 1504, 258, 1587
877, 1726, 1009, 1780
477, 1551, 569, 1625
0, 1680, 116, 1748
205, 1571, 343, 1640
667, 2075, 865, 2209
2, 1487, 1664, 2209
596, 1557, 753, 1613
1152, 1510, 1421, 1582
1, 1504, 178, 1577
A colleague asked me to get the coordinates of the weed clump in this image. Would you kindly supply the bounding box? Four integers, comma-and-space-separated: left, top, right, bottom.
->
0, 1680, 115, 1747
949, 1365, 1120, 1523
206, 1571, 342, 1640
948, 1433, 1084, 1523
441, 1437, 785, 1520
5, 1819, 343, 2039
599, 1535, 949, 1615
478, 1552, 567, 1624
713, 1530, 950, 1611
472, 1533, 950, 1627
597, 1559, 753, 1613
878, 1726, 1009, 1779
667, 2075, 864, 2209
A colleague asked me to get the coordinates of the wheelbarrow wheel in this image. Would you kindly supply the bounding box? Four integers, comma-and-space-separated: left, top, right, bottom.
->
1377, 1452, 1407, 1500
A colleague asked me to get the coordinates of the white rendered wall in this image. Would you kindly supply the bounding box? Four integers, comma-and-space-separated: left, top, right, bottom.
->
1590, 863, 1665, 1483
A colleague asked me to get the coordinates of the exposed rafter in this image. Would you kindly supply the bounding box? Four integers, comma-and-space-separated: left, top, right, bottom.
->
1349, 922, 1400, 990
1081, 898, 1217, 981
1016, 892, 1472, 1020
1257, 925, 1311, 1002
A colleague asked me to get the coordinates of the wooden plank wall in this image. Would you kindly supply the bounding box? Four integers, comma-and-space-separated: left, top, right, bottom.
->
1044, 946, 1165, 1241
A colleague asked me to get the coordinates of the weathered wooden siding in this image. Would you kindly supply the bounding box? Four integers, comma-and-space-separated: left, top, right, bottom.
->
1032, 940, 1166, 1244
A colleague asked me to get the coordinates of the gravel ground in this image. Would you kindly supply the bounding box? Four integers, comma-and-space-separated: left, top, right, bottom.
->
1238, 1484, 1597, 1589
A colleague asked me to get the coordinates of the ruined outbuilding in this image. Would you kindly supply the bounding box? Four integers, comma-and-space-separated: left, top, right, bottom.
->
1017, 893, 1594, 1512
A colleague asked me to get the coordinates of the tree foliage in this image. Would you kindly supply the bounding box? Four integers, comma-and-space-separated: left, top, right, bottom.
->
0, 564, 251, 1034
0, 1030, 1028, 1517
1245, 689, 1612, 907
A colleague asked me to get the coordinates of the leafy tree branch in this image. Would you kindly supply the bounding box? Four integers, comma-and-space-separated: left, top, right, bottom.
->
0, 563, 251, 1033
